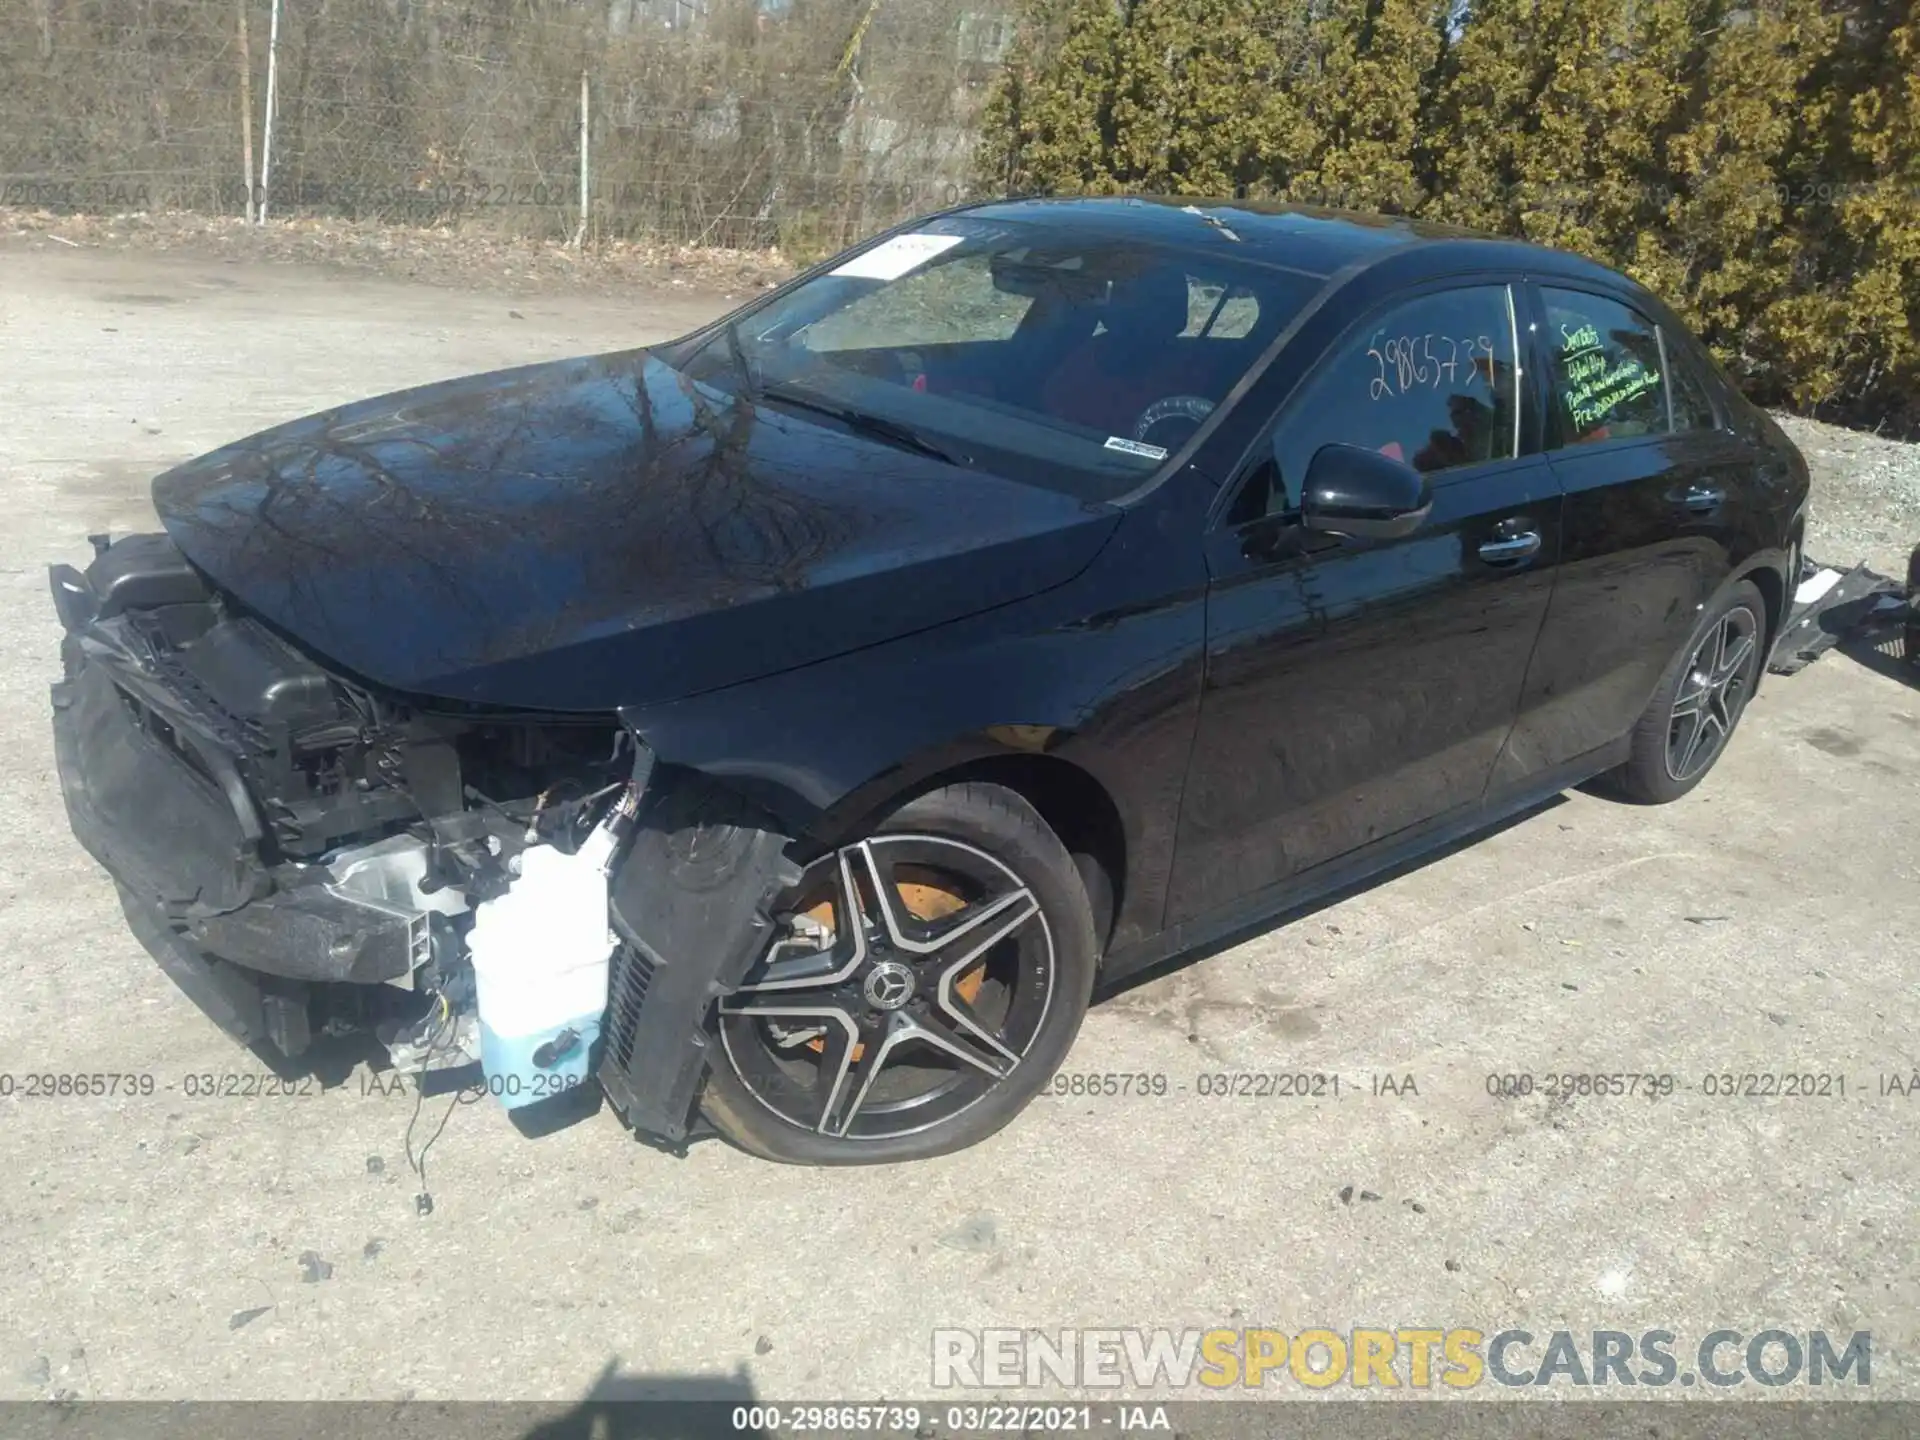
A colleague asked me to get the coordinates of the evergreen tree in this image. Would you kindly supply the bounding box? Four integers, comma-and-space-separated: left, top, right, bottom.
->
1426, 0, 1702, 251
974, 0, 1126, 194
1288, 0, 1448, 213
1834, 0, 1920, 428
1107, 0, 1312, 195
1656, 0, 1846, 397
1423, 0, 1548, 232
971, 0, 1920, 431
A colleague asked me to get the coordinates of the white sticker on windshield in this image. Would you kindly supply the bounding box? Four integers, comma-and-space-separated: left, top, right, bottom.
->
830, 232, 966, 280
1104, 436, 1169, 460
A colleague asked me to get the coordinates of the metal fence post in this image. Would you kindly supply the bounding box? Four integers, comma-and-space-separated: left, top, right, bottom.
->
574, 68, 590, 248
258, 0, 282, 223
237, 0, 256, 222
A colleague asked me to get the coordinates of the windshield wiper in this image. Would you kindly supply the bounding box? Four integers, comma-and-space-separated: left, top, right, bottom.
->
757, 384, 966, 467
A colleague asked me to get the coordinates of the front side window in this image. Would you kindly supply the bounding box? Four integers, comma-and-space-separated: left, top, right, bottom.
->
1245, 284, 1520, 518
667, 216, 1324, 500
1541, 287, 1668, 446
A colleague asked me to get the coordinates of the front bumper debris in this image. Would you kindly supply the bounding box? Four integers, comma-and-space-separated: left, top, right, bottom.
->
1767, 557, 1912, 676
109, 879, 317, 1059
50, 533, 809, 1146
598, 771, 801, 1144
51, 657, 446, 988
47, 536, 466, 1059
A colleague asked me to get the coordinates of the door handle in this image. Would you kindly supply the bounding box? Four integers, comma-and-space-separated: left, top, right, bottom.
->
1669, 483, 1724, 514
1478, 531, 1541, 566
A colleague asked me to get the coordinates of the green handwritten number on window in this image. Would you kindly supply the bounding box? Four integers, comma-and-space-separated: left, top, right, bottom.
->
1567, 363, 1660, 431
1559, 321, 1601, 354
1559, 329, 1659, 432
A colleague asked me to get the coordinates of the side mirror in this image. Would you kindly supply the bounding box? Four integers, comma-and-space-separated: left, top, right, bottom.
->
1300, 443, 1433, 541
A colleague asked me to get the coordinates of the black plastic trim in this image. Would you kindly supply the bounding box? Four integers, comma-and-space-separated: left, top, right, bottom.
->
597, 769, 802, 1143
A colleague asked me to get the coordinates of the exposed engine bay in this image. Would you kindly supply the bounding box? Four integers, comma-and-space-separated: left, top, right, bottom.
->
49, 532, 800, 1145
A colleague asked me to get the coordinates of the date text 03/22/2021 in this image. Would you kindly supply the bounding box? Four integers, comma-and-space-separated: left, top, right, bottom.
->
9, 1069, 1920, 1104
728, 1405, 1173, 1434
1033, 1070, 1920, 1102
1040, 1072, 1416, 1099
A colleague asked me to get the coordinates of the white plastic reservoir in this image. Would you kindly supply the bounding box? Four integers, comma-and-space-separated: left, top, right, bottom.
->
466, 820, 620, 1110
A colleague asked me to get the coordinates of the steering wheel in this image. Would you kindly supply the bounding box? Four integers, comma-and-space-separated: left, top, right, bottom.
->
1132, 394, 1217, 449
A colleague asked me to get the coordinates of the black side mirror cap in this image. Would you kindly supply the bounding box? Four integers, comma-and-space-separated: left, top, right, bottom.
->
1301, 443, 1433, 541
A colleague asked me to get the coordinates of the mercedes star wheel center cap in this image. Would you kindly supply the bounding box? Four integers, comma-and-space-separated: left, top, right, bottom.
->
864, 960, 915, 1010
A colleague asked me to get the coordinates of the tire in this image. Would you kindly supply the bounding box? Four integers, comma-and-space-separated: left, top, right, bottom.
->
1606, 579, 1767, 804
698, 781, 1098, 1165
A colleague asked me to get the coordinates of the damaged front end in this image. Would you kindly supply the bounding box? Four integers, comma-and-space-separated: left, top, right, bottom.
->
49, 532, 797, 1144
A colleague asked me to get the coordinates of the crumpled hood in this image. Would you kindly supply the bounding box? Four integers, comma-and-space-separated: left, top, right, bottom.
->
153, 349, 1119, 711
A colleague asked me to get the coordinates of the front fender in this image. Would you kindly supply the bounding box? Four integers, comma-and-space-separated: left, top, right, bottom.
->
618, 511, 1212, 947
620, 590, 1202, 830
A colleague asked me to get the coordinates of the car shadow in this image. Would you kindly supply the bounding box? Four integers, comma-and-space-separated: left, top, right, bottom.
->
241, 1017, 614, 1139
1833, 625, 1919, 690
1094, 793, 1566, 1004
244, 1026, 386, 1086
518, 1360, 763, 1440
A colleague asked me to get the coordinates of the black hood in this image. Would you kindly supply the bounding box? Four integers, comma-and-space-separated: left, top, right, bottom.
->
153, 350, 1119, 711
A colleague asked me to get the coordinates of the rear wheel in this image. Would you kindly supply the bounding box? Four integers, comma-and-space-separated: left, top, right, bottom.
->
698, 782, 1097, 1165
1607, 580, 1766, 804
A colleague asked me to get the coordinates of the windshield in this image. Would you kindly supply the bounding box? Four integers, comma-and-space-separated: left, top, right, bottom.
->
665, 215, 1325, 500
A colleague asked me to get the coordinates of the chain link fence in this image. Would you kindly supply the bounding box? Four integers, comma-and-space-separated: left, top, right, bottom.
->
0, 0, 1010, 252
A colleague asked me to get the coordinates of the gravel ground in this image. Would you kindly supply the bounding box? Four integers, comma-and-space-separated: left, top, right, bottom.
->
3, 238, 1920, 1408
1777, 414, 1920, 580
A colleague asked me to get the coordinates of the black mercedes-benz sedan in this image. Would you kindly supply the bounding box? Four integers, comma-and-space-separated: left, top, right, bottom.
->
49, 197, 1808, 1164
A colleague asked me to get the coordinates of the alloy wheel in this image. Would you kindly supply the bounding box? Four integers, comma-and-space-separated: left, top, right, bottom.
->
1666, 604, 1760, 782
717, 834, 1057, 1141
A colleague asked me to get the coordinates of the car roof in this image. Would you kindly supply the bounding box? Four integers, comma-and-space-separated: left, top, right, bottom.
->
958, 194, 1633, 290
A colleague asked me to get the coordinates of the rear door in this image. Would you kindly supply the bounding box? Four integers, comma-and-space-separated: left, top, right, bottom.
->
1168, 280, 1561, 924
1496, 284, 1749, 785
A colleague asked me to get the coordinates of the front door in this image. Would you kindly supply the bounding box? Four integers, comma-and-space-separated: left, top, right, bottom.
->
1168, 281, 1561, 925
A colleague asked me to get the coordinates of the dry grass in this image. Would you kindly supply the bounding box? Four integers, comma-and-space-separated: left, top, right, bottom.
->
0, 206, 798, 298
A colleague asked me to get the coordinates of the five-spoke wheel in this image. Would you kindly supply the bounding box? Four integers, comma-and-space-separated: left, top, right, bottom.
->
699, 783, 1097, 1164
1610, 579, 1767, 803
1665, 602, 1759, 783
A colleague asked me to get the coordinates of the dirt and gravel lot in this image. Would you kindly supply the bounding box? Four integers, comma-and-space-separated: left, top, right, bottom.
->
2, 233, 1919, 1406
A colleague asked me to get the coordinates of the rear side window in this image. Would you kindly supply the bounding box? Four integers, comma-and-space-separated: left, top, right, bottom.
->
1541, 288, 1668, 445
1258, 284, 1520, 514
1664, 337, 1720, 432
